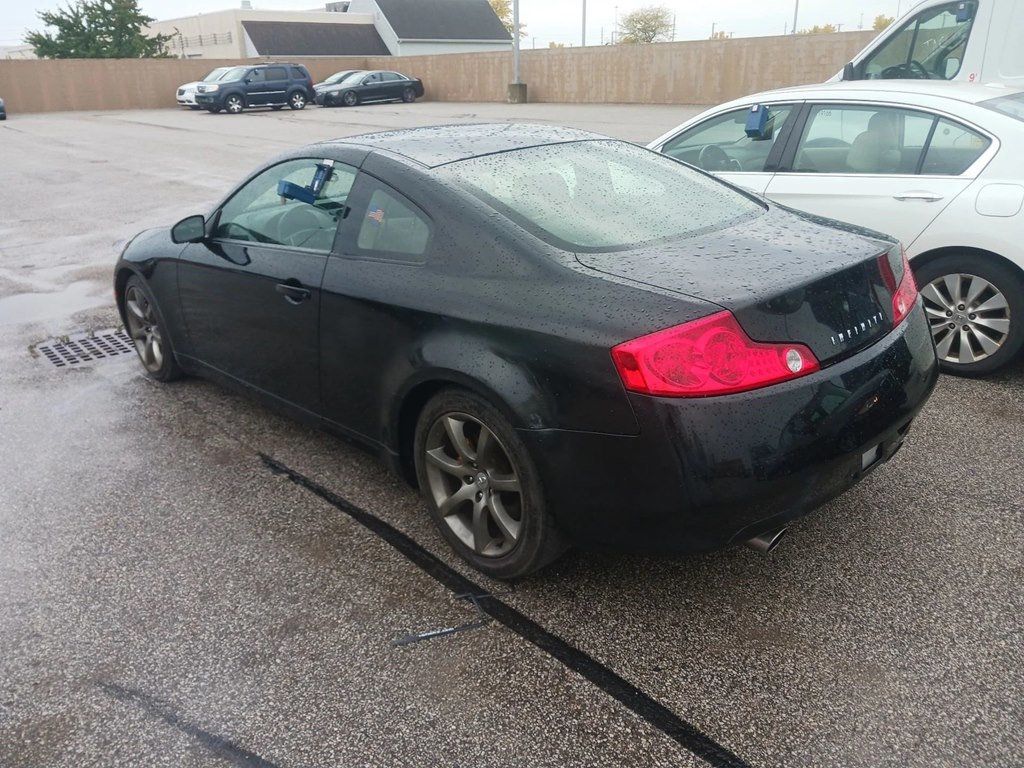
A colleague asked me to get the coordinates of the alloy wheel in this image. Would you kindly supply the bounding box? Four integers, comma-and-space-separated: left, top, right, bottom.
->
226, 96, 243, 114
423, 412, 523, 558
921, 273, 1011, 365
402, 87, 415, 103
290, 93, 306, 109
343, 92, 358, 106
124, 285, 165, 373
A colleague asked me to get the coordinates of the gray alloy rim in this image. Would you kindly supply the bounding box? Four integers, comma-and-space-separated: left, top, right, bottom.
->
403, 88, 414, 102
423, 412, 523, 558
291, 93, 305, 108
124, 285, 165, 373
343, 92, 357, 106
227, 96, 243, 114
921, 272, 1011, 364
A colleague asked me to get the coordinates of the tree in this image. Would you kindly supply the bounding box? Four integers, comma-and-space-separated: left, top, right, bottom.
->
709, 30, 732, 40
489, 0, 525, 38
873, 14, 895, 30
799, 23, 839, 34
26, 0, 170, 58
548, 41, 566, 48
617, 6, 674, 44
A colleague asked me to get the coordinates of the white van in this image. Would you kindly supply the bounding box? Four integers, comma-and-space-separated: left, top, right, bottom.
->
834, 0, 1023, 87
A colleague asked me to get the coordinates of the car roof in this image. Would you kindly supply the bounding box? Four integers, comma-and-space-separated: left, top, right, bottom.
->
735, 80, 1023, 107
321, 123, 609, 168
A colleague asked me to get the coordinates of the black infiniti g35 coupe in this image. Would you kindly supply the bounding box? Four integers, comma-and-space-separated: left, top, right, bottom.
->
114, 124, 938, 578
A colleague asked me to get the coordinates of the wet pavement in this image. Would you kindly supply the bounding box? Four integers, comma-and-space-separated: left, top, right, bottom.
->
1, 104, 1022, 768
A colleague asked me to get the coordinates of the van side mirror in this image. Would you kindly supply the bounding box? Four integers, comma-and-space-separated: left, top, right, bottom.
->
944, 57, 961, 78
842, 62, 856, 81
171, 214, 206, 244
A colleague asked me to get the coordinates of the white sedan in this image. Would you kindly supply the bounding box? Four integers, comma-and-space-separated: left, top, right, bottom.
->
649, 81, 1024, 375
176, 67, 232, 110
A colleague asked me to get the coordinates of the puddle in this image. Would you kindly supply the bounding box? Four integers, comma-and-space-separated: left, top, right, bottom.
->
0, 281, 109, 326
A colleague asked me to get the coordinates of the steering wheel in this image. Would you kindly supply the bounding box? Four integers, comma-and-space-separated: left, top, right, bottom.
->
698, 144, 735, 172
276, 205, 332, 248
881, 59, 930, 79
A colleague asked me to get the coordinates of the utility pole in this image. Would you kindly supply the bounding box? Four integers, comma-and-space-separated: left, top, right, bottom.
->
711, 21, 716, 38
508, 0, 526, 102
582, 0, 586, 47
792, 0, 799, 34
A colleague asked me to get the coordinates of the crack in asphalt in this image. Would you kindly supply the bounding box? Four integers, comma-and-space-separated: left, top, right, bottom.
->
259, 452, 752, 768
98, 681, 284, 768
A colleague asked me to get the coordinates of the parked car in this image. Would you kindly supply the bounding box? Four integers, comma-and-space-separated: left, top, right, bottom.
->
313, 69, 364, 97
834, 0, 1023, 88
114, 124, 937, 577
316, 70, 424, 107
195, 63, 314, 114
650, 81, 1024, 376
0, 98, 6, 121
176, 66, 233, 110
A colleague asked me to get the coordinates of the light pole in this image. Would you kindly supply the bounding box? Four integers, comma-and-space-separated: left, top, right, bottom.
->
792, 0, 799, 34
582, 0, 587, 47
508, 0, 527, 102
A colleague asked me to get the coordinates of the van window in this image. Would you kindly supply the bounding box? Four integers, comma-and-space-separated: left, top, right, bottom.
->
860, 1, 976, 80
981, 92, 1024, 122
264, 67, 288, 81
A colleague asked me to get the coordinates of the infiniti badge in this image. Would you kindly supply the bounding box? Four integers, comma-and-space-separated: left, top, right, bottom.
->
831, 312, 884, 346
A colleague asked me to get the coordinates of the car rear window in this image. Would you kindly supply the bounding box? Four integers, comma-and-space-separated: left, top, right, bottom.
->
438, 140, 762, 251
980, 92, 1024, 122
291, 67, 308, 79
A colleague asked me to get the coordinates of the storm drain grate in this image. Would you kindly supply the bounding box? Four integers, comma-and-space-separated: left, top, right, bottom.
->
36, 329, 135, 368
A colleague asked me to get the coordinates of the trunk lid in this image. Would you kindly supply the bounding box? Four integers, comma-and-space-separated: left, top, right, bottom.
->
576, 206, 899, 365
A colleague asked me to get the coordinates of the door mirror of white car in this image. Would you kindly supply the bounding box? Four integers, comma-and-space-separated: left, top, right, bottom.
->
171, 215, 207, 244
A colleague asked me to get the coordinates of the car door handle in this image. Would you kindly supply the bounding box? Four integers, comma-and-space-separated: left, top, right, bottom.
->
275, 282, 311, 304
893, 191, 944, 202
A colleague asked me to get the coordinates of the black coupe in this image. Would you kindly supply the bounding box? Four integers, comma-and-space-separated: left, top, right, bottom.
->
114, 124, 938, 577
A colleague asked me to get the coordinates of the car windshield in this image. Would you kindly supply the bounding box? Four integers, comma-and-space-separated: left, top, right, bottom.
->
324, 71, 354, 84
439, 140, 763, 251
340, 71, 368, 86
219, 67, 249, 82
980, 92, 1024, 122
204, 67, 231, 82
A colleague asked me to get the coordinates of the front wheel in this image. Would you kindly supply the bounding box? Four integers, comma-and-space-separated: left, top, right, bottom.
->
224, 94, 244, 114
401, 87, 416, 103
342, 91, 359, 107
915, 253, 1024, 376
123, 277, 183, 382
288, 91, 307, 110
414, 389, 566, 579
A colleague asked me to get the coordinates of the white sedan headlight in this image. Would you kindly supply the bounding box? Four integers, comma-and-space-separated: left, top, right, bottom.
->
201, 84, 220, 93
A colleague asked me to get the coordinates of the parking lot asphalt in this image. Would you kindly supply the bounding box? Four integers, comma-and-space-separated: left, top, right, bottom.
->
1, 102, 1022, 768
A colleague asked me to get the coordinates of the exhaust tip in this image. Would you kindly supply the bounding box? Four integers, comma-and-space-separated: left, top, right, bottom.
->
744, 527, 788, 554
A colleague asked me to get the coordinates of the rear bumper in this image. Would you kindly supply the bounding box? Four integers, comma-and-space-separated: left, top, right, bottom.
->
519, 306, 939, 553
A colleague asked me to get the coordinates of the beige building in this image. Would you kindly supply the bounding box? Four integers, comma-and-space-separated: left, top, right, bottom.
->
146, 0, 513, 59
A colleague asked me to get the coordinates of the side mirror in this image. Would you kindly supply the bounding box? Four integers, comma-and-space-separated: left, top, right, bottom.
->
171, 214, 206, 244
944, 57, 961, 78
842, 62, 856, 81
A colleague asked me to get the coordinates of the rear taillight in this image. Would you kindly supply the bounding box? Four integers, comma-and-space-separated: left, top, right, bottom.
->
892, 249, 919, 327
611, 311, 820, 398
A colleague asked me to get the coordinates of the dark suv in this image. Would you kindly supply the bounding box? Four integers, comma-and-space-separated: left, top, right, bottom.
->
195, 63, 314, 114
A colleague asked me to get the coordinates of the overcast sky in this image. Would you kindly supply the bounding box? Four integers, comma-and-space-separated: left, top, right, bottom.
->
0, 0, 916, 48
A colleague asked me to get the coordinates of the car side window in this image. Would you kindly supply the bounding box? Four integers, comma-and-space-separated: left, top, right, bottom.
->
214, 159, 357, 252
290, 67, 306, 79
662, 105, 794, 172
921, 118, 991, 174
366, 73, 382, 83
246, 69, 265, 84
792, 105, 934, 174
860, 1, 975, 80
264, 67, 287, 81
355, 183, 431, 258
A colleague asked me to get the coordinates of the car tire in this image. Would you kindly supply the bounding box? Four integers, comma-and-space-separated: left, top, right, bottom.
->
288, 91, 307, 110
914, 253, 1024, 376
342, 91, 359, 107
401, 87, 417, 103
123, 276, 183, 383
225, 94, 245, 114
414, 389, 567, 579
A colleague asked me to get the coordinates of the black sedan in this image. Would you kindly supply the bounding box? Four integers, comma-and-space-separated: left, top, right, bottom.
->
315, 70, 423, 107
0, 97, 6, 121
114, 124, 938, 578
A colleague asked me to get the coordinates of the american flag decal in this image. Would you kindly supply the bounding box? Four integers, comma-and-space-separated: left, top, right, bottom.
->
367, 208, 384, 223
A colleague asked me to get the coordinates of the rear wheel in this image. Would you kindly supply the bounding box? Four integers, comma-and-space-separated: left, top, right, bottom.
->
414, 389, 566, 579
914, 253, 1024, 376
288, 91, 307, 110
401, 87, 416, 103
123, 277, 182, 382
225, 94, 244, 114
342, 90, 359, 107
